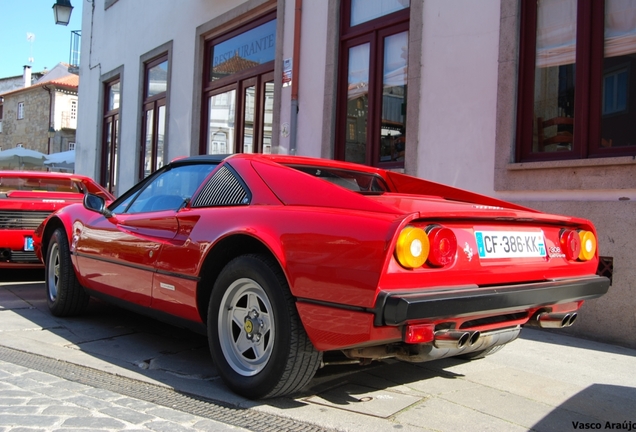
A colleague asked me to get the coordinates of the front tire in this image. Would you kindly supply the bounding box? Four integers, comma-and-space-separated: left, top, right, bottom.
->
46, 228, 89, 316
208, 254, 321, 399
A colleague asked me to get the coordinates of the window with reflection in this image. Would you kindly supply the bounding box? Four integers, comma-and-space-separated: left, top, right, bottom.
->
336, 0, 409, 168
140, 55, 169, 180
102, 79, 120, 193
202, 13, 276, 155
516, 0, 636, 161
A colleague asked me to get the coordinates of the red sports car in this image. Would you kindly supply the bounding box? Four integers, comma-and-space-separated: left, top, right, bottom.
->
0, 170, 112, 268
33, 154, 609, 399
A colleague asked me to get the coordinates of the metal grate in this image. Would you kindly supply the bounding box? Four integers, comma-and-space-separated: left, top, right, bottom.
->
0, 345, 334, 432
4, 250, 40, 263
0, 210, 51, 230
192, 166, 249, 207
597, 256, 613, 285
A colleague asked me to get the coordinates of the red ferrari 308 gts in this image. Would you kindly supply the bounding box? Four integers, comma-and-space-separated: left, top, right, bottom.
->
33, 154, 609, 399
0, 170, 112, 268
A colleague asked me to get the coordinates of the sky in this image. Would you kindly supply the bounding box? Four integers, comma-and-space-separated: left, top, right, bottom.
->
0, 0, 83, 79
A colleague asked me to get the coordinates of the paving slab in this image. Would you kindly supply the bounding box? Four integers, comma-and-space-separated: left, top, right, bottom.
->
397, 395, 529, 432
304, 383, 422, 418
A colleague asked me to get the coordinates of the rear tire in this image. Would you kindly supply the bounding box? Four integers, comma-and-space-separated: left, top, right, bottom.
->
208, 254, 321, 399
46, 228, 89, 316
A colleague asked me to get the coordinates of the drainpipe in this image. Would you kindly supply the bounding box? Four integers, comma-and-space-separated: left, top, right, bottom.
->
289, 0, 302, 155
44, 85, 53, 154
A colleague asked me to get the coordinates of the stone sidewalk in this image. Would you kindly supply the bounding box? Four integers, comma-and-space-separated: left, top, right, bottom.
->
1, 272, 635, 431
0, 358, 246, 431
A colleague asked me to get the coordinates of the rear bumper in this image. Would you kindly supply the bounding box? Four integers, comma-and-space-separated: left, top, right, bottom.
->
375, 276, 610, 326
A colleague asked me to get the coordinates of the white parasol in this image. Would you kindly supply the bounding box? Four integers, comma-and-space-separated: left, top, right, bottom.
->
44, 149, 75, 171
0, 147, 47, 169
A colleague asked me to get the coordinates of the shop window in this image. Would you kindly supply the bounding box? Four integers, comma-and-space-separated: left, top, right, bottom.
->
335, 0, 409, 168
201, 13, 276, 155
516, 0, 636, 161
140, 55, 169, 180
101, 79, 120, 193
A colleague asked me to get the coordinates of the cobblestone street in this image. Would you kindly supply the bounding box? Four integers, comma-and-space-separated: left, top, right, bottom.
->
0, 358, 245, 431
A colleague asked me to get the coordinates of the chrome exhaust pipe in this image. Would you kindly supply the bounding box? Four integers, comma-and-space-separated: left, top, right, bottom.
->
565, 313, 577, 327
468, 331, 481, 346
533, 312, 572, 328
434, 330, 471, 349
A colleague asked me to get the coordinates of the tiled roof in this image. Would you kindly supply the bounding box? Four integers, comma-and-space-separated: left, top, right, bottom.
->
0, 74, 78, 97
44, 74, 79, 88
213, 55, 260, 75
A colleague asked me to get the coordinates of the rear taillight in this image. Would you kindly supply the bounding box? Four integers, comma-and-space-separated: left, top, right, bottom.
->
560, 229, 581, 261
395, 227, 430, 269
395, 225, 457, 269
426, 226, 457, 267
560, 229, 596, 261
578, 230, 597, 261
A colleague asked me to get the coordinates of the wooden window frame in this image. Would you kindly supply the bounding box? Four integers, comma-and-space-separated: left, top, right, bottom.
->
516, 0, 636, 162
101, 79, 120, 193
335, 1, 409, 169
200, 12, 276, 155
139, 54, 169, 180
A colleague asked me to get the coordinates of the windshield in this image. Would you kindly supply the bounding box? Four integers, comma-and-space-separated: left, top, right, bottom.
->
0, 176, 82, 194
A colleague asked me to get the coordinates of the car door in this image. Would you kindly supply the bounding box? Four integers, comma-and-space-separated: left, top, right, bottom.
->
74, 167, 190, 306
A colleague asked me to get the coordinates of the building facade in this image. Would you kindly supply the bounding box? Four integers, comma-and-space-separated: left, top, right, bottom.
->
0, 64, 78, 155
76, 0, 636, 347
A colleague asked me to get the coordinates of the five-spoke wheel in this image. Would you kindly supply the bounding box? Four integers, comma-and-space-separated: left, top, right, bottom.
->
208, 254, 321, 399
217, 278, 275, 376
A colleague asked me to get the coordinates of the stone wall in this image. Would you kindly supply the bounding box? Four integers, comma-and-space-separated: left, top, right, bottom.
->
519, 200, 636, 349
0, 87, 51, 153
0, 87, 76, 154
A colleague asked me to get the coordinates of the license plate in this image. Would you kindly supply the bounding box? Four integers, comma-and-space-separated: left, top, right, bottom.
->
24, 236, 34, 251
475, 230, 546, 259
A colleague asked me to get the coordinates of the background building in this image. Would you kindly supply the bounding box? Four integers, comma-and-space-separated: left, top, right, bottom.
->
75, 0, 635, 347
0, 63, 78, 155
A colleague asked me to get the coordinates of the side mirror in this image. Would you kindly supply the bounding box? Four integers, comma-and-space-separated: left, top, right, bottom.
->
84, 193, 113, 218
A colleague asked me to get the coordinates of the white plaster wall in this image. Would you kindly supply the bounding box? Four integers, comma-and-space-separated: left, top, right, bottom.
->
277, 0, 294, 155
76, 0, 247, 193
294, 1, 329, 158
52, 93, 77, 130
417, 0, 501, 195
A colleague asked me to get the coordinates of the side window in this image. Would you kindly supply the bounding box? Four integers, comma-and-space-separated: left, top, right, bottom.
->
192, 166, 250, 207
112, 163, 217, 214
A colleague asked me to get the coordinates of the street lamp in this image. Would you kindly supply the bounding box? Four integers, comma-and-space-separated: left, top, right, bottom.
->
52, 0, 73, 26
